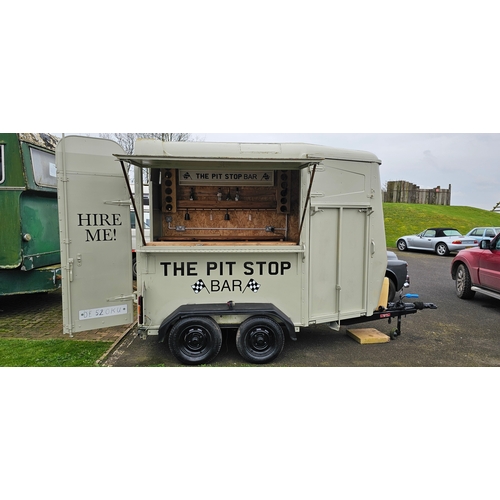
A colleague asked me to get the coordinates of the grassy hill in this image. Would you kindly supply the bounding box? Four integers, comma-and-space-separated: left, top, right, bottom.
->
383, 203, 500, 248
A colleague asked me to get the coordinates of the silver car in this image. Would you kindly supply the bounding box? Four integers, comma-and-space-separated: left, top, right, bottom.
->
396, 227, 478, 256
464, 226, 500, 244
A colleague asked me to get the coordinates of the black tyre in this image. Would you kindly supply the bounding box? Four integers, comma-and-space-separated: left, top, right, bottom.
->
397, 239, 407, 252
132, 255, 137, 280
168, 316, 222, 365
435, 242, 449, 256
236, 316, 285, 364
455, 263, 476, 300
388, 278, 397, 302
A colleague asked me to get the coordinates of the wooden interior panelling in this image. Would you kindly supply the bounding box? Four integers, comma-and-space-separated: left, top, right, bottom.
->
159, 169, 301, 243
176, 184, 276, 209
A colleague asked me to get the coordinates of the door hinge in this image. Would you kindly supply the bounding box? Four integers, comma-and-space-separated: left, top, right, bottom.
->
358, 207, 374, 216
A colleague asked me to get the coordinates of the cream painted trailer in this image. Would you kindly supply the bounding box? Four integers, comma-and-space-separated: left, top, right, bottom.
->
56, 136, 397, 364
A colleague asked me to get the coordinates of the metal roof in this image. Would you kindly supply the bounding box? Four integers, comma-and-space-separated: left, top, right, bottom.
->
115, 140, 381, 169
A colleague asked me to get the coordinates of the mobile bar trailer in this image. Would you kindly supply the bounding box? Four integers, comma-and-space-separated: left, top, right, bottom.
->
56, 136, 435, 365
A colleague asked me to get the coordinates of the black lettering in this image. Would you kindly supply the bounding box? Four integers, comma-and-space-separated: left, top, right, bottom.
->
226, 262, 236, 275
211, 280, 220, 292
78, 213, 122, 227
256, 261, 266, 275
102, 228, 114, 241
173, 262, 184, 276
232, 280, 242, 292
160, 262, 197, 276
160, 262, 172, 276
207, 262, 217, 275
84, 228, 116, 242
269, 262, 279, 275
221, 280, 231, 291
85, 229, 100, 241
187, 262, 197, 276
243, 262, 254, 275
78, 214, 91, 226
281, 261, 291, 275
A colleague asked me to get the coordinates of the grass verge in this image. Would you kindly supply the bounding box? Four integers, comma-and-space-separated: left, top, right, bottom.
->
0, 339, 112, 367
383, 203, 500, 248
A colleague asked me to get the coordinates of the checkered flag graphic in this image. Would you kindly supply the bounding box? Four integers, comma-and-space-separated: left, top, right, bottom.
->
244, 278, 261, 293
191, 279, 209, 294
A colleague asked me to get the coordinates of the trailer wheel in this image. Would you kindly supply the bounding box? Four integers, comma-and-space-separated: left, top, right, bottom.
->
236, 316, 285, 364
168, 317, 222, 365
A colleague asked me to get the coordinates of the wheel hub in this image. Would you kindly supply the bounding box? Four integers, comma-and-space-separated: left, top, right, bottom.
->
249, 328, 271, 351
184, 328, 208, 352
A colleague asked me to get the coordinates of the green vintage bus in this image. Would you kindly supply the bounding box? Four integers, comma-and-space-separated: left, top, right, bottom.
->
0, 133, 61, 295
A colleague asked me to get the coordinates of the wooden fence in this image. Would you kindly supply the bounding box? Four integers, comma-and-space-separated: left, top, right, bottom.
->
383, 181, 451, 205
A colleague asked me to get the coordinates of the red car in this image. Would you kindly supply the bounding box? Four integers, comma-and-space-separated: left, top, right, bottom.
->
451, 232, 500, 301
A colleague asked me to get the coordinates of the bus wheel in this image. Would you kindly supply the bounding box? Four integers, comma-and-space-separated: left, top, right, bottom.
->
236, 316, 285, 364
168, 317, 222, 365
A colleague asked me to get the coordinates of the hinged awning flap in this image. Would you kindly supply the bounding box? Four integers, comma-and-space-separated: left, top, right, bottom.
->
113, 154, 323, 171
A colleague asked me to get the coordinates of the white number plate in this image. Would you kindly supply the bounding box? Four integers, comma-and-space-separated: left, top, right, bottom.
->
79, 305, 128, 320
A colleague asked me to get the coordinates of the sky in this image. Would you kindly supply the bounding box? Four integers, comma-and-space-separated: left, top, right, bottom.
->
196, 133, 500, 211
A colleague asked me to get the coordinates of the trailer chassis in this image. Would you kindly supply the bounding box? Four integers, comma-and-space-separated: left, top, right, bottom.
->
342, 293, 437, 339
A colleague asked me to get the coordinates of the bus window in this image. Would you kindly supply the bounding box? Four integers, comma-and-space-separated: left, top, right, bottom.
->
31, 147, 57, 188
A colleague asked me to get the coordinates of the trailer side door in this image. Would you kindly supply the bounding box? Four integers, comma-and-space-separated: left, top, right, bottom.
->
56, 136, 134, 335
309, 206, 370, 323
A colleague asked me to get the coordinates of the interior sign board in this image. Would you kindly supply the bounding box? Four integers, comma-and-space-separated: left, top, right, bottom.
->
178, 170, 274, 186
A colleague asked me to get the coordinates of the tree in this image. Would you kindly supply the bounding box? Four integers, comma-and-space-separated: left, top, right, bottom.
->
99, 132, 190, 154
99, 133, 192, 182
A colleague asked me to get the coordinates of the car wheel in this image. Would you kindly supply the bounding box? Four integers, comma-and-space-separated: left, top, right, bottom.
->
236, 316, 285, 364
397, 239, 407, 252
168, 316, 222, 365
388, 278, 397, 302
455, 263, 476, 300
435, 242, 449, 256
